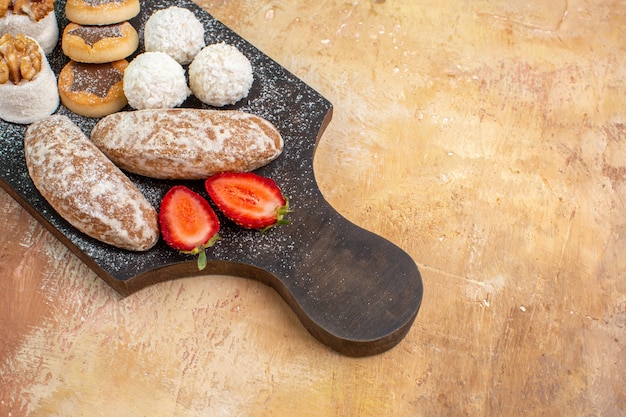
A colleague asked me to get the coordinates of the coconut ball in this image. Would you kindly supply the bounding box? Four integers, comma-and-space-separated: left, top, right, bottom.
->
188, 43, 253, 107
123, 52, 191, 110
144, 6, 206, 65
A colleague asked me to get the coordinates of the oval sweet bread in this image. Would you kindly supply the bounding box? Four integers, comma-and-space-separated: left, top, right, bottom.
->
24, 115, 159, 252
90, 108, 284, 180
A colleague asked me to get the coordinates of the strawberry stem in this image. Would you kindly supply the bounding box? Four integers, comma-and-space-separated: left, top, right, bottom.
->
180, 234, 221, 270
198, 249, 207, 271
260, 199, 292, 234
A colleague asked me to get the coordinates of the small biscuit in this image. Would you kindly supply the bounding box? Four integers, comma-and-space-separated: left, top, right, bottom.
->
58, 59, 129, 118
62, 22, 138, 64
65, 0, 140, 26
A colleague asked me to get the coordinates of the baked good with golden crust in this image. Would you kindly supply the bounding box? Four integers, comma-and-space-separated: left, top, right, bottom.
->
61, 21, 138, 63
90, 108, 284, 180
23, 115, 159, 251
65, 0, 140, 26
57, 59, 128, 118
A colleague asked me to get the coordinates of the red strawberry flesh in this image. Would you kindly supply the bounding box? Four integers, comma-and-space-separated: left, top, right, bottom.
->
205, 172, 290, 230
159, 186, 220, 269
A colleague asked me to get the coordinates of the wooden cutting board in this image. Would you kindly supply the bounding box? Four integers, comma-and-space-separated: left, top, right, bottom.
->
0, 0, 422, 357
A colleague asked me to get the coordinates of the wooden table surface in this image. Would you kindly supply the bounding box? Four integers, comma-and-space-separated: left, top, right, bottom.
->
2, 0, 625, 415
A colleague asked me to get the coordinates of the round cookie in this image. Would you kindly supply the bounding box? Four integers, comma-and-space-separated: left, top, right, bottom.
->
65, 0, 140, 26
62, 22, 139, 63
58, 59, 129, 118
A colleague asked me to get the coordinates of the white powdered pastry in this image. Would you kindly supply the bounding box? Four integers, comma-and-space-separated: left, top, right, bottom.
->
0, 11, 59, 55
188, 43, 253, 107
123, 51, 191, 110
91, 109, 284, 180
144, 6, 205, 65
0, 38, 59, 124
24, 115, 159, 251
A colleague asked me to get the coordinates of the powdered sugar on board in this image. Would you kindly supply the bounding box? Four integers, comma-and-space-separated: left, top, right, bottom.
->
0, 0, 333, 288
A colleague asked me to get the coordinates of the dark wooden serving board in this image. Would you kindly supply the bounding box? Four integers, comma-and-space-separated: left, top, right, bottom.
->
0, 0, 423, 357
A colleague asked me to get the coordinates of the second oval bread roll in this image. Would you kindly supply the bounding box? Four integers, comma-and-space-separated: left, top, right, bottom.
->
90, 109, 284, 180
24, 115, 159, 252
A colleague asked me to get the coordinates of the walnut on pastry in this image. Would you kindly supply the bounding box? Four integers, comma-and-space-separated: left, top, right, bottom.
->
0, 0, 11, 18
0, 33, 43, 84
1, 0, 55, 21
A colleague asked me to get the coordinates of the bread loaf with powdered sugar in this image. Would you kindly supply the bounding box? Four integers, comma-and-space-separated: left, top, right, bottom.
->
24, 115, 159, 252
90, 109, 284, 180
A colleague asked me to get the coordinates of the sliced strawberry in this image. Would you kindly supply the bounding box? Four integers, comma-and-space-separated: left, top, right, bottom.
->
205, 172, 291, 232
158, 185, 220, 270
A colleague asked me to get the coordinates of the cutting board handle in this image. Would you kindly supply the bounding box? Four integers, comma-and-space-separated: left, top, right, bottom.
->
126, 193, 423, 357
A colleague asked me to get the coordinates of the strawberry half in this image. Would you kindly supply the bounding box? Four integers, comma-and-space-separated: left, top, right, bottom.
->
204, 172, 291, 232
158, 185, 220, 270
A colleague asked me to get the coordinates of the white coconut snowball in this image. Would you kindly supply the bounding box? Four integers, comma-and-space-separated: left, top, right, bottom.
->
144, 6, 206, 65
123, 52, 191, 110
188, 43, 253, 107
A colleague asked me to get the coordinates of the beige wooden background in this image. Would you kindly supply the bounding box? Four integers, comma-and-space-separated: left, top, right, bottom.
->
1, 0, 624, 415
